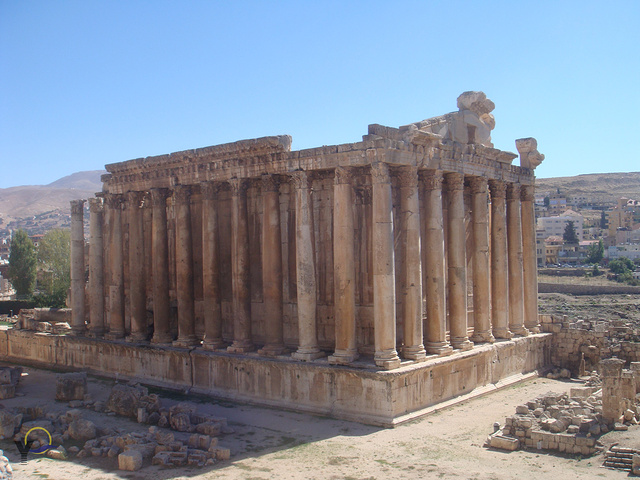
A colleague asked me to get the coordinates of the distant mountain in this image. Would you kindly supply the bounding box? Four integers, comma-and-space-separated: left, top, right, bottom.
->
0, 170, 105, 220
536, 172, 640, 204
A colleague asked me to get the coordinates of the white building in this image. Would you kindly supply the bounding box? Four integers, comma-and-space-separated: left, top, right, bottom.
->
537, 209, 584, 241
608, 244, 640, 261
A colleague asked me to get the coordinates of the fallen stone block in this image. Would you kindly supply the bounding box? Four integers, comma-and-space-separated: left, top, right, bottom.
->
46, 446, 68, 460
209, 446, 231, 460
107, 384, 148, 418
490, 435, 519, 452
56, 372, 88, 402
118, 450, 143, 471
68, 419, 97, 441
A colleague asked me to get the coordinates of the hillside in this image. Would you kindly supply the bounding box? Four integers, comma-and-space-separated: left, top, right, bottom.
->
535, 172, 640, 205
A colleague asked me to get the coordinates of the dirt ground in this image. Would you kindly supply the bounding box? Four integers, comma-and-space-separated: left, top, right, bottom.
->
0, 366, 636, 480
538, 292, 640, 325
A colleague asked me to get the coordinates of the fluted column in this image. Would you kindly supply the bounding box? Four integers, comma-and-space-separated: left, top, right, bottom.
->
105, 194, 125, 339
227, 178, 254, 353
258, 174, 286, 356
127, 191, 148, 342
150, 188, 173, 344
200, 181, 224, 350
291, 171, 324, 361
488, 180, 511, 339
328, 167, 358, 365
70, 199, 86, 335
372, 163, 401, 369
507, 183, 529, 336
444, 173, 473, 351
521, 185, 540, 333
173, 185, 198, 347
469, 177, 494, 343
420, 171, 453, 356
399, 167, 426, 360
88, 197, 105, 337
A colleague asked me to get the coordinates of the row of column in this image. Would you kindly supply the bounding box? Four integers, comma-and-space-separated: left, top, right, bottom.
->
69, 164, 539, 370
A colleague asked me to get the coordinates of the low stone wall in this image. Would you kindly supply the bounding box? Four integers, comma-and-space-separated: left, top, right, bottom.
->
538, 283, 640, 295
0, 328, 552, 427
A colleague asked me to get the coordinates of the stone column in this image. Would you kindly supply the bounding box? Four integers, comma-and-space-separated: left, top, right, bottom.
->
420, 171, 453, 356
127, 191, 148, 342
601, 358, 625, 425
258, 174, 286, 356
88, 197, 105, 337
70, 199, 86, 335
444, 173, 473, 351
521, 185, 540, 333
399, 167, 426, 360
227, 178, 254, 353
507, 183, 528, 337
150, 188, 173, 344
372, 163, 401, 369
200, 181, 224, 350
488, 180, 511, 340
290, 171, 324, 361
328, 167, 358, 365
173, 185, 198, 347
105, 194, 125, 339
469, 177, 494, 343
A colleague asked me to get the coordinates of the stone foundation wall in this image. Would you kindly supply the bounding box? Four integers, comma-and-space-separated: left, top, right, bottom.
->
0, 329, 551, 426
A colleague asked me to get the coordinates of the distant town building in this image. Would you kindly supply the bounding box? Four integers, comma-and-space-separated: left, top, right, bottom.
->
547, 194, 567, 215
537, 209, 584, 241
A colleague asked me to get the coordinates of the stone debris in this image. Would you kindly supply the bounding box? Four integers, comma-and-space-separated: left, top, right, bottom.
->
55, 372, 87, 401
0, 449, 13, 479
0, 367, 21, 400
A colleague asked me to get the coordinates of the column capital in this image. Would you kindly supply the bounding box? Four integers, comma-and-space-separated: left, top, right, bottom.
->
521, 184, 535, 202
419, 170, 444, 190
397, 166, 418, 188
506, 183, 521, 200
290, 170, 311, 189
200, 181, 221, 199
468, 176, 488, 195
444, 172, 465, 191
104, 193, 124, 209
126, 190, 145, 208
228, 177, 249, 197
150, 187, 171, 204
488, 179, 507, 199
174, 184, 192, 203
371, 162, 390, 184
70, 199, 85, 215
261, 174, 280, 193
334, 166, 354, 185
88, 197, 104, 214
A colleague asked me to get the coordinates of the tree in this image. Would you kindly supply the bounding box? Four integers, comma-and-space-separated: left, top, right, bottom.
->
600, 210, 607, 229
609, 257, 635, 275
586, 239, 604, 264
37, 229, 71, 306
543, 196, 550, 208
563, 221, 579, 244
8, 229, 37, 297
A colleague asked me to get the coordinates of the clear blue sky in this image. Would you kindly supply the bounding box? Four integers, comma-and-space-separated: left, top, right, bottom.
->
1, 1, 638, 188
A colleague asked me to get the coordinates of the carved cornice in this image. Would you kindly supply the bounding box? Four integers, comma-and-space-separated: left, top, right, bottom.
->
370, 162, 390, 184
520, 185, 535, 202
290, 170, 310, 190
334, 166, 354, 185
419, 170, 444, 191
104, 193, 124, 210
397, 166, 418, 188
488, 179, 507, 199
126, 190, 145, 209
468, 176, 488, 195
70, 199, 85, 216
88, 197, 104, 214
506, 183, 521, 201
228, 178, 248, 197
261, 174, 280, 193
444, 172, 464, 191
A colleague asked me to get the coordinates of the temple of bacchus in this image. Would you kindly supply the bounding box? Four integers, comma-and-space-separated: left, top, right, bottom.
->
4, 92, 552, 426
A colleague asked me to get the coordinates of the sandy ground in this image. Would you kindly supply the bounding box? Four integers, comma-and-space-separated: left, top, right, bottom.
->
0, 366, 635, 480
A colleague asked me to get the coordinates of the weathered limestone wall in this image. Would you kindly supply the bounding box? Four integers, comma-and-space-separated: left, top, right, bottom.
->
0, 329, 550, 426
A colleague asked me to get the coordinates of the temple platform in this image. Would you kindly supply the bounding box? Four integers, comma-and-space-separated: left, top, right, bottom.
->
0, 329, 551, 427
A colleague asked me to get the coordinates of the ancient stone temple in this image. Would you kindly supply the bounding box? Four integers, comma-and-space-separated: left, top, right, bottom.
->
8, 92, 552, 426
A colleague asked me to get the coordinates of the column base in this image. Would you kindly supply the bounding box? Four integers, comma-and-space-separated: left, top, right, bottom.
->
374, 349, 401, 370
328, 349, 359, 365
525, 325, 541, 334
173, 336, 200, 348
425, 341, 453, 356
201, 339, 226, 351
402, 345, 427, 361
451, 337, 474, 351
227, 341, 254, 354
492, 328, 512, 340
87, 328, 104, 338
71, 326, 86, 336
127, 333, 149, 343
292, 347, 325, 361
105, 331, 125, 341
258, 344, 287, 357
151, 334, 174, 346
471, 330, 495, 344
510, 326, 530, 337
